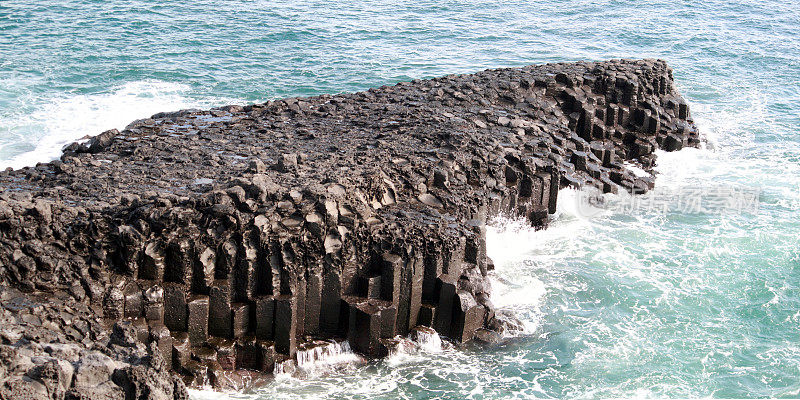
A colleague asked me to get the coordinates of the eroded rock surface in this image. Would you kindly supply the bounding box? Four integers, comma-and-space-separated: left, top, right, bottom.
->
0, 59, 698, 398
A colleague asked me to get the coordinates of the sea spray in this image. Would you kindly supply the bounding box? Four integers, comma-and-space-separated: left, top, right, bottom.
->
274, 340, 363, 378
0, 80, 237, 170
295, 340, 362, 370
485, 216, 550, 336
273, 358, 296, 377
409, 326, 443, 352
384, 326, 451, 366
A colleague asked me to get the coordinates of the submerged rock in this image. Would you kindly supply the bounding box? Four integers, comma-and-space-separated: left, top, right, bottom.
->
0, 59, 698, 398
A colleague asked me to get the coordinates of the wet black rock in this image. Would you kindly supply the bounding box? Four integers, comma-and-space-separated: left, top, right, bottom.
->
0, 59, 698, 398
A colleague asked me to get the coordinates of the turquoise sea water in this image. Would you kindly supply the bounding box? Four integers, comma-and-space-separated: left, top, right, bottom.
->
2, 1, 800, 398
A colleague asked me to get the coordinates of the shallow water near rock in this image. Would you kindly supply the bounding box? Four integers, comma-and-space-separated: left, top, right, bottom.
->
2, 0, 799, 398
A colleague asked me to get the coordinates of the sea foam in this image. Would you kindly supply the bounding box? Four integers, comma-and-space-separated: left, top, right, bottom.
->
0, 80, 234, 170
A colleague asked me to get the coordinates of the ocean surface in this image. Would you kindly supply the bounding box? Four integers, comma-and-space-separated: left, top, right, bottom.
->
2, 0, 800, 398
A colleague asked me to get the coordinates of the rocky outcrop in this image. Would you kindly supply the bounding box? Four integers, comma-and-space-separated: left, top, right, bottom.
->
0, 59, 698, 398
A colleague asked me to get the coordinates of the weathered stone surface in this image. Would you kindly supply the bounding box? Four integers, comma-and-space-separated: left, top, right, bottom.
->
257, 341, 277, 373
274, 295, 297, 357
451, 290, 485, 343
255, 295, 275, 341
208, 338, 237, 371
150, 322, 174, 371
209, 280, 233, 338
171, 332, 191, 372
232, 303, 250, 339
144, 284, 165, 322
187, 295, 209, 346
163, 283, 188, 333
234, 335, 259, 370
346, 297, 392, 357
0, 60, 698, 396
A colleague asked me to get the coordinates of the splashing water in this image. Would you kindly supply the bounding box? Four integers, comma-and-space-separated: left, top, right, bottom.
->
291, 340, 365, 377
272, 359, 296, 378
295, 340, 360, 370
385, 327, 450, 366
0, 80, 237, 170
409, 327, 444, 353
270, 340, 365, 383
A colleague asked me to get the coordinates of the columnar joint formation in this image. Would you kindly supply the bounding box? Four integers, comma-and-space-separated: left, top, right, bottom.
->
0, 59, 698, 397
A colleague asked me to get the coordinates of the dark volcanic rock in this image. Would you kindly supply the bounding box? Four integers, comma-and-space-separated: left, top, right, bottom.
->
0, 59, 698, 398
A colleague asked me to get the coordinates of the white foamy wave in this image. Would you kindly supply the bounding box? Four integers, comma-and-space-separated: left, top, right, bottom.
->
690, 89, 768, 152
186, 389, 225, 400
623, 161, 651, 178
385, 327, 451, 366
488, 212, 584, 266
0, 80, 236, 170
410, 326, 444, 353
295, 340, 362, 371
272, 340, 365, 381
273, 358, 297, 378
486, 216, 559, 335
